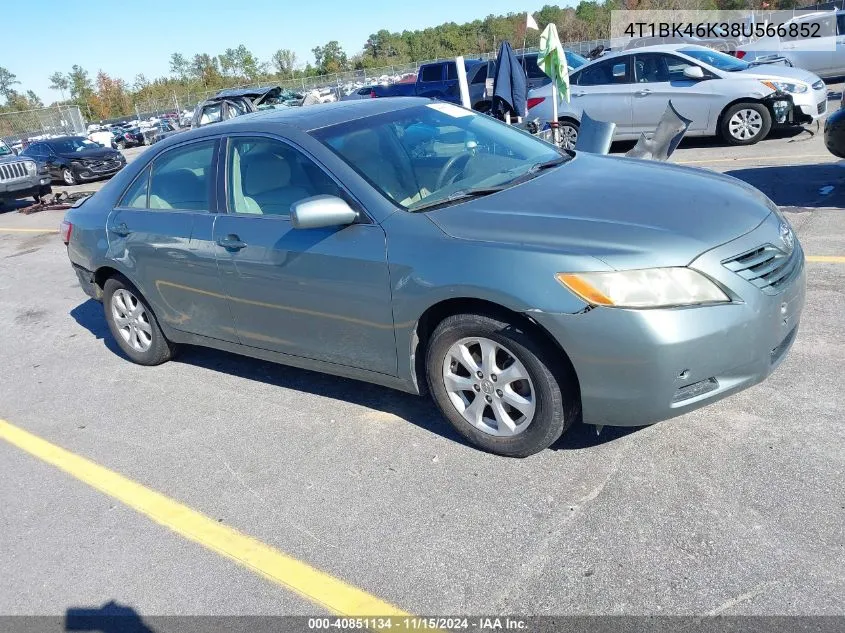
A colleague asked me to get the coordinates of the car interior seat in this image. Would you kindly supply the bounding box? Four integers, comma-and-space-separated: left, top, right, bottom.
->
239, 150, 309, 215
149, 169, 207, 210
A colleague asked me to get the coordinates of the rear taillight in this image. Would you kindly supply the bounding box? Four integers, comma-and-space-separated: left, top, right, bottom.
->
527, 97, 546, 110
735, 50, 747, 59
60, 220, 72, 244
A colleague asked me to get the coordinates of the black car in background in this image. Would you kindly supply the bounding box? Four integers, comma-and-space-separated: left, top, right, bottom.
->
113, 125, 146, 149
20, 136, 126, 185
825, 91, 845, 158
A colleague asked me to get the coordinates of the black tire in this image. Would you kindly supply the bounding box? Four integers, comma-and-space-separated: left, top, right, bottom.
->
557, 119, 580, 150
61, 167, 77, 186
116, 140, 126, 150
102, 275, 174, 366
426, 312, 575, 457
719, 102, 771, 146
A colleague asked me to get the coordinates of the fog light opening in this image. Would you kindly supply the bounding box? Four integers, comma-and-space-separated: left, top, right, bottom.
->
672, 377, 719, 403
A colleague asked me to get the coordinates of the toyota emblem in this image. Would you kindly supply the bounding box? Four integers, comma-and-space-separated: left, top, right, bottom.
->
779, 222, 794, 253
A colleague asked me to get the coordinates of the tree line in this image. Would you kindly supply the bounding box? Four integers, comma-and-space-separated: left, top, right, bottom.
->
0, 0, 804, 121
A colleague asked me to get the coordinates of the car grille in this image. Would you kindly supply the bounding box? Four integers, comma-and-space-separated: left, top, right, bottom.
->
87, 159, 121, 172
722, 244, 801, 295
0, 161, 28, 181
818, 101, 826, 115
812, 79, 825, 90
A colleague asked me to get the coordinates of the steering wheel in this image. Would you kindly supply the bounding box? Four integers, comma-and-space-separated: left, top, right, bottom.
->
435, 152, 472, 190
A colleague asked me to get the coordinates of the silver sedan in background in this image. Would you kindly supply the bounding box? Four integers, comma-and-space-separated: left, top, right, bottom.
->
527, 44, 827, 148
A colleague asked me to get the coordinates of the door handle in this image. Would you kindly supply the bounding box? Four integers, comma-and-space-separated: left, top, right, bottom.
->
216, 234, 247, 250
111, 222, 131, 237
571, 91, 585, 98
635, 89, 652, 96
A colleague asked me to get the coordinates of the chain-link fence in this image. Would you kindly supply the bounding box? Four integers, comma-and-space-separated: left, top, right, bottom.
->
1, 39, 613, 139
0, 105, 85, 144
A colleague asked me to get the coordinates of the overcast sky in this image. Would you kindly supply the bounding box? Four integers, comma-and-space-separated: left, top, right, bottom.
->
2, 0, 561, 102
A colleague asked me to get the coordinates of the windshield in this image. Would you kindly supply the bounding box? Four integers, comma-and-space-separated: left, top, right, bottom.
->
566, 51, 588, 70
51, 137, 102, 153
312, 103, 564, 211
679, 47, 749, 72
0, 141, 12, 157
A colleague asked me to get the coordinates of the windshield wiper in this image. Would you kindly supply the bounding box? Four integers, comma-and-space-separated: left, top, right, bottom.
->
410, 186, 506, 212
528, 155, 569, 172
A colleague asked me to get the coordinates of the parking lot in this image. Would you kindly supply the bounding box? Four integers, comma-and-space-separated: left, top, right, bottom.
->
1, 99, 843, 623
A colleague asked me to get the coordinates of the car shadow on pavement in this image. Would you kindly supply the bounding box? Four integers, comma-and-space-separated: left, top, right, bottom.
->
726, 163, 845, 209
0, 198, 34, 214
65, 600, 155, 632
70, 298, 644, 453
70, 299, 128, 359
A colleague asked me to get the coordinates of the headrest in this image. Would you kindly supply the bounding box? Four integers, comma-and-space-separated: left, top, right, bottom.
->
242, 152, 291, 196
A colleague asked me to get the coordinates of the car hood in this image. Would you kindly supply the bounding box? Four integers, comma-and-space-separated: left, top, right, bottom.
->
734, 64, 821, 85
425, 152, 776, 270
58, 148, 122, 160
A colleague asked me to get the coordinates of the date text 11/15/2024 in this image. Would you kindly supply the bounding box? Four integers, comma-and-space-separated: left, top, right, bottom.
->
307, 617, 528, 630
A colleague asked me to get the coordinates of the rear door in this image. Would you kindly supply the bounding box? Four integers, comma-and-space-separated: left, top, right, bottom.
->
630, 53, 716, 134
570, 56, 634, 134
107, 138, 238, 342
212, 134, 396, 375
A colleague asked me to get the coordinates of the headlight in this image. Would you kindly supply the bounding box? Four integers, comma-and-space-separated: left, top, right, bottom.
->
556, 268, 730, 308
761, 80, 807, 94
23, 160, 36, 175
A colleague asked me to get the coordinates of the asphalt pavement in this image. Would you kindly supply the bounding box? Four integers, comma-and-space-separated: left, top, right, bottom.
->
0, 99, 843, 622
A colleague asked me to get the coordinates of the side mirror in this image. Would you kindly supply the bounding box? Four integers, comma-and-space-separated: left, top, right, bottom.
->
290, 195, 357, 229
683, 66, 705, 80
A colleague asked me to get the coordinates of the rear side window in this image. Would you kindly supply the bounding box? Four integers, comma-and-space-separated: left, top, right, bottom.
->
119, 166, 150, 208
420, 64, 443, 82
199, 103, 222, 126
148, 140, 216, 211
576, 58, 631, 86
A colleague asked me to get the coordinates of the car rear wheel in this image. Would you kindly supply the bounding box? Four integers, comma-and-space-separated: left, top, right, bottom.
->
720, 103, 771, 145
426, 313, 574, 457
62, 168, 77, 185
557, 119, 579, 150
103, 276, 174, 366
116, 140, 126, 150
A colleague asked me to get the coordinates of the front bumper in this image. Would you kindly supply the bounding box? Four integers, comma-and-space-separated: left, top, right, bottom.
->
74, 161, 125, 180
0, 176, 51, 200
790, 85, 828, 123
531, 214, 806, 427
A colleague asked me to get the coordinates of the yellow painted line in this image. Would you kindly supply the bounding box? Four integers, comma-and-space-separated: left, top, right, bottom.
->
806, 255, 845, 263
678, 154, 830, 165
0, 418, 407, 617
0, 227, 58, 233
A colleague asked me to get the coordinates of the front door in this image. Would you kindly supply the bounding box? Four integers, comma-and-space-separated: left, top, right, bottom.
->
630, 53, 716, 134
106, 138, 238, 343
213, 135, 397, 375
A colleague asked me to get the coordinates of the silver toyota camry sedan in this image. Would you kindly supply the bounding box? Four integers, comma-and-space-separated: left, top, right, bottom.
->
62, 97, 805, 457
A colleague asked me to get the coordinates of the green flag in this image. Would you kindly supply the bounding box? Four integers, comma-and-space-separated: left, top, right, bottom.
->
537, 23, 570, 103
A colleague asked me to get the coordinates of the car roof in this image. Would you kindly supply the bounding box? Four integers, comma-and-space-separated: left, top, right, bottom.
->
42, 136, 84, 143
212, 86, 281, 100
168, 97, 436, 147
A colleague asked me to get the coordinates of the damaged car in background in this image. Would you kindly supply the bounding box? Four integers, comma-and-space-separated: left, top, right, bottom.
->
20, 136, 125, 185
528, 44, 826, 149
61, 97, 805, 457
191, 86, 301, 128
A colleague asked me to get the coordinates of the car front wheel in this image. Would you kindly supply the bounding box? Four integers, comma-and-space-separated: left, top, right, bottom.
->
62, 167, 77, 185
103, 276, 174, 365
720, 102, 771, 145
426, 312, 575, 457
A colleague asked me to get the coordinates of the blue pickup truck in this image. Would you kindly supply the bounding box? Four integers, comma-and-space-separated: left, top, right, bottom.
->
372, 51, 588, 112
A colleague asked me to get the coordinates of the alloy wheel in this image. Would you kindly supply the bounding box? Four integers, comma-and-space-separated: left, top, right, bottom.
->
728, 108, 763, 141
559, 124, 578, 150
442, 336, 536, 437
111, 288, 153, 352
